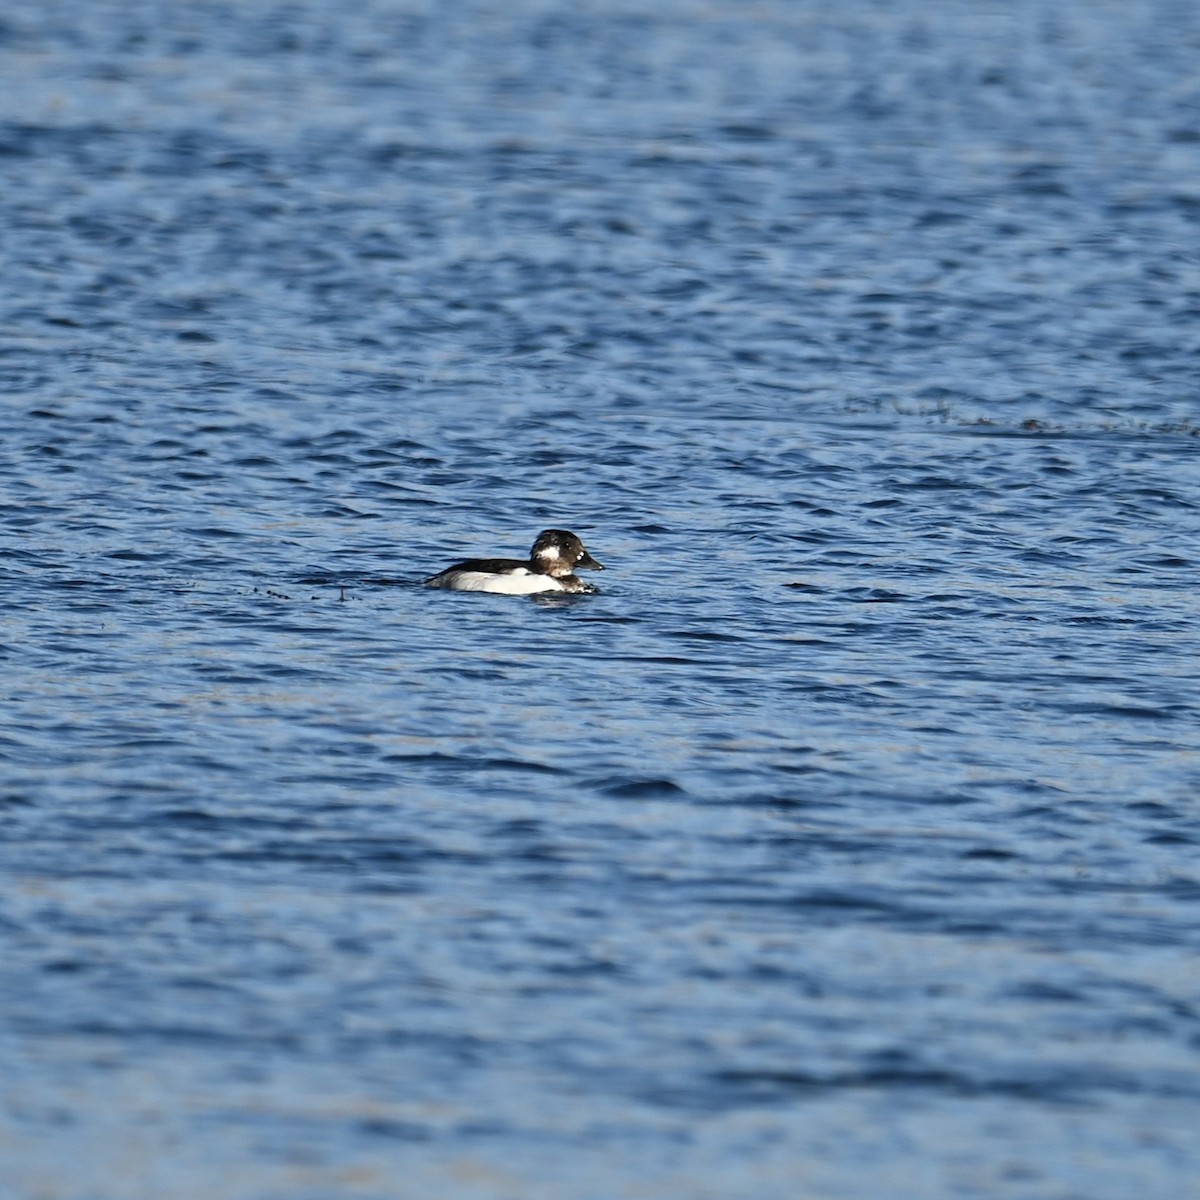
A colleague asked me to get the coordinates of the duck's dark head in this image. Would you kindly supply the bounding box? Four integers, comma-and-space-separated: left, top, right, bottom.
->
530, 529, 606, 577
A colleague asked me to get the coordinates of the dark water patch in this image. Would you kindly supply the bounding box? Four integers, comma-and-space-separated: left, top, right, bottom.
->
1052, 702, 1181, 721
666, 629, 748, 644
842, 587, 911, 603
701, 1059, 1200, 1108
961, 846, 1021, 861
597, 778, 688, 800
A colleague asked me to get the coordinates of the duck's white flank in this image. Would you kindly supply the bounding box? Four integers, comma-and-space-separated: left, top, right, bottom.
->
437, 568, 564, 594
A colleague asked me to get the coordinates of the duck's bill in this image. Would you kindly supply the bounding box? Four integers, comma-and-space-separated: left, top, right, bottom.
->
578, 551, 605, 571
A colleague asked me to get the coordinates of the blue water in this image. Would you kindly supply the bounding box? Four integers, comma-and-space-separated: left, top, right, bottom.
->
3, 2, 1200, 1197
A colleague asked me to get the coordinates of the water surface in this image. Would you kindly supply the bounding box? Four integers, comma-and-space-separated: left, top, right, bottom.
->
2, 2, 1199, 1197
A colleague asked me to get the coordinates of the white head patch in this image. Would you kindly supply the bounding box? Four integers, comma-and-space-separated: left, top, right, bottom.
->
535, 544, 560, 560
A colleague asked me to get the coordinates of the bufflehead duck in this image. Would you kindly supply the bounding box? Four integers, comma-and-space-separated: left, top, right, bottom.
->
425, 529, 606, 595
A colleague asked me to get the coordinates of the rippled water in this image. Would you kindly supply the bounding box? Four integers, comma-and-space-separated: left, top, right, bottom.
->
3, 1, 1200, 1197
